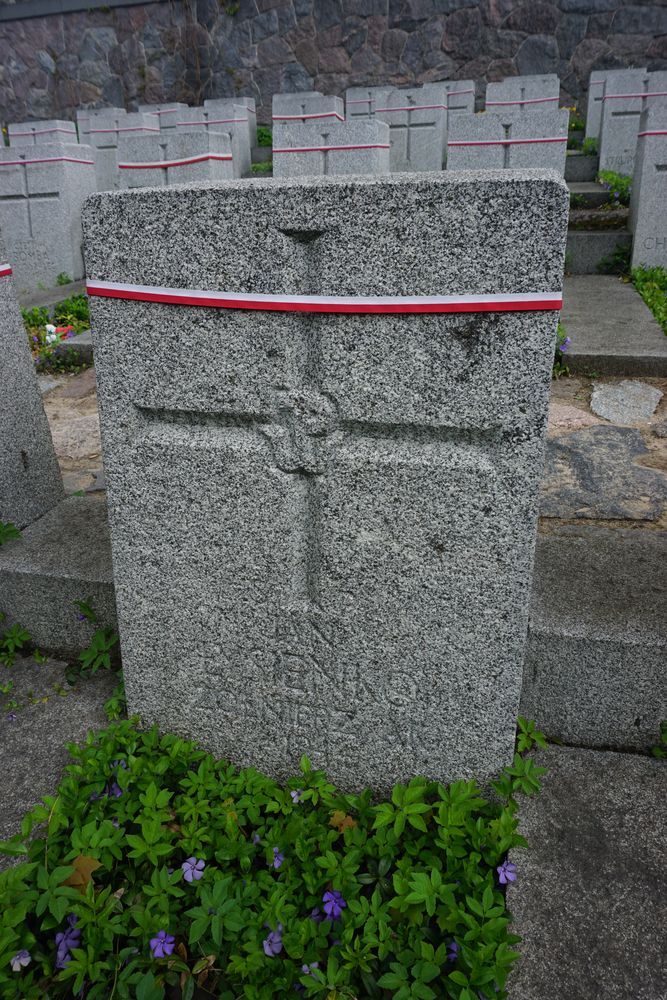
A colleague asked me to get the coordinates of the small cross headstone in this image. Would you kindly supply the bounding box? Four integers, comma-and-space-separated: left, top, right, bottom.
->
599, 69, 667, 176
176, 107, 252, 178
77, 107, 127, 140
272, 120, 390, 178
345, 86, 393, 119
485, 74, 560, 113
205, 97, 257, 146
118, 131, 235, 188
272, 94, 345, 128
585, 68, 647, 141
0, 142, 97, 293
630, 106, 667, 269
138, 103, 189, 132
82, 170, 568, 792
0, 225, 64, 527
88, 112, 160, 191
8, 119, 77, 146
447, 109, 569, 174
374, 84, 449, 172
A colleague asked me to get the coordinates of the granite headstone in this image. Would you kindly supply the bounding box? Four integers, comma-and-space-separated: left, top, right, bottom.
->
118, 131, 235, 187
374, 84, 449, 172
585, 68, 646, 141
599, 70, 667, 176
630, 106, 667, 268
485, 74, 560, 113
88, 112, 160, 191
272, 120, 390, 178
205, 97, 257, 146
138, 103, 189, 131
345, 86, 393, 119
82, 170, 568, 792
0, 227, 64, 527
447, 109, 569, 174
272, 94, 345, 127
176, 107, 251, 178
77, 107, 127, 140
8, 120, 77, 146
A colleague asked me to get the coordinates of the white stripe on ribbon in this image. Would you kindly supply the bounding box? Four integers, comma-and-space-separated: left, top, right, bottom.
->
0, 156, 95, 167
272, 112, 345, 121
273, 143, 390, 154
89, 126, 160, 133
0, 264, 12, 277
448, 136, 567, 147
177, 118, 247, 126
603, 91, 667, 101
638, 129, 667, 137
376, 104, 447, 112
87, 279, 562, 314
486, 96, 559, 106
10, 126, 76, 136
118, 153, 233, 169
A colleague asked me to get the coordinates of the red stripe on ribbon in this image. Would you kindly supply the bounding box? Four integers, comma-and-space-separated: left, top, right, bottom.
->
375, 104, 447, 112
273, 143, 390, 153
486, 96, 559, 106
118, 153, 233, 169
638, 129, 667, 137
87, 279, 562, 314
10, 126, 76, 137
0, 264, 12, 277
272, 112, 345, 122
448, 136, 567, 147
446, 89, 474, 97
89, 126, 160, 134
0, 156, 95, 166
603, 91, 667, 101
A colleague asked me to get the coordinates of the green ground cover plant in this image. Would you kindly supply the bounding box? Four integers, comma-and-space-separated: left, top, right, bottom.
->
251, 161, 272, 175
581, 137, 597, 157
553, 322, 571, 379
632, 266, 667, 335
22, 294, 91, 373
596, 170, 632, 207
256, 127, 272, 147
0, 719, 547, 999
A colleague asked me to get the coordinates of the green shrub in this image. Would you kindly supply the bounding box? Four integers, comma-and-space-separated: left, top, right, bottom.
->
582, 137, 598, 156
251, 160, 272, 174
256, 126, 272, 147
632, 266, 667, 335
0, 719, 546, 999
597, 169, 632, 207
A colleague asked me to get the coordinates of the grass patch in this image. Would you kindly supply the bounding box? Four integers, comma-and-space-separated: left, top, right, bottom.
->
632, 266, 667, 335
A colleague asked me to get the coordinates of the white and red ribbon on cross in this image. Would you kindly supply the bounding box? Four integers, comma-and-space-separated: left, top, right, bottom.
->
0, 155, 95, 167
448, 136, 567, 148
86, 279, 562, 314
375, 103, 447, 113
177, 117, 248, 127
273, 143, 390, 154
486, 96, 559, 107
118, 152, 233, 170
638, 129, 667, 137
272, 112, 345, 122
89, 126, 160, 134
9, 126, 77, 137
603, 91, 667, 101
0, 264, 12, 277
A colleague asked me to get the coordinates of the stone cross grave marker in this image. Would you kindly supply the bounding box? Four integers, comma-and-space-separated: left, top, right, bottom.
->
88, 112, 160, 191
205, 97, 257, 146
485, 74, 560, 113
118, 131, 235, 188
585, 68, 647, 141
599, 70, 667, 176
374, 85, 449, 172
272, 95, 345, 134
77, 107, 127, 140
83, 170, 568, 793
0, 226, 64, 527
176, 106, 251, 178
8, 119, 77, 146
0, 143, 96, 293
345, 86, 393, 119
138, 103, 189, 131
447, 109, 569, 174
630, 106, 667, 269
272, 120, 390, 178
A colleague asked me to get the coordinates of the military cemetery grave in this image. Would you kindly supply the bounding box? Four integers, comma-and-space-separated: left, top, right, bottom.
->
0, 4, 665, 995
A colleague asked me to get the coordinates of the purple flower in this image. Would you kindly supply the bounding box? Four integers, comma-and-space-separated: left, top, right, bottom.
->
290, 789, 304, 804
10, 950, 31, 972
262, 924, 283, 957
559, 336, 571, 353
272, 846, 284, 870
302, 962, 319, 978
182, 857, 205, 883
322, 890, 346, 921
447, 940, 459, 962
497, 860, 517, 885
111, 759, 128, 770
108, 781, 123, 798
6, 712, 17, 722
55, 914, 81, 968
111, 818, 119, 828
76, 613, 87, 622
32, 336, 38, 343
309, 907, 323, 923
252, 833, 261, 845
150, 930, 175, 958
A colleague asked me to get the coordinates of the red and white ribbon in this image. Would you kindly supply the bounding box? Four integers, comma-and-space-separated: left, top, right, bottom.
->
177, 117, 248, 127
272, 112, 345, 122
603, 91, 667, 101
486, 96, 559, 106
10, 126, 77, 137
273, 143, 390, 154
448, 136, 567, 147
150, 108, 181, 115
638, 129, 667, 137
376, 104, 446, 113
87, 279, 562, 314
89, 126, 160, 134
0, 264, 12, 277
118, 153, 233, 170
446, 88, 474, 97
0, 155, 94, 166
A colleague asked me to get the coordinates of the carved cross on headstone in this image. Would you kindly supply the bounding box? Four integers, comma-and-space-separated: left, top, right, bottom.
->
385, 95, 437, 164
0, 153, 59, 238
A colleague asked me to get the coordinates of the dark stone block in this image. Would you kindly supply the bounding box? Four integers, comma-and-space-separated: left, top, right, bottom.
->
612, 5, 667, 37
313, 0, 343, 31
250, 10, 279, 42
559, 0, 619, 11
506, 2, 560, 35
442, 6, 483, 58
257, 33, 293, 65
587, 12, 614, 38
516, 33, 559, 75
343, 26, 367, 56
381, 27, 408, 62
101, 74, 124, 106
277, 5, 297, 33
556, 13, 587, 59
281, 59, 314, 90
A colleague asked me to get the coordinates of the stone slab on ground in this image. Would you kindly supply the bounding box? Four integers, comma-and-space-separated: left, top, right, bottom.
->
507, 746, 666, 1000
540, 424, 667, 521
564, 152, 597, 183
522, 524, 667, 748
0, 656, 116, 870
53, 329, 93, 366
568, 181, 608, 209
591, 379, 663, 424
561, 275, 667, 376
0, 493, 117, 657
18, 279, 86, 311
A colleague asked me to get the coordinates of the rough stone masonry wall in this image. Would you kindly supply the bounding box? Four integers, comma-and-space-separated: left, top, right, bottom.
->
0, 0, 666, 125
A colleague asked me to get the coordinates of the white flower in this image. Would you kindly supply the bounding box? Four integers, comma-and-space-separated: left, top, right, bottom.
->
45, 323, 56, 334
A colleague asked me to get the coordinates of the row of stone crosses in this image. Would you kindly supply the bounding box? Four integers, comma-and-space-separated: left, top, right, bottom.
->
1, 66, 665, 295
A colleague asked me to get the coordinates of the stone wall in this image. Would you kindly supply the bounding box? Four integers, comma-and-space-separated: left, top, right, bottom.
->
1, 0, 666, 125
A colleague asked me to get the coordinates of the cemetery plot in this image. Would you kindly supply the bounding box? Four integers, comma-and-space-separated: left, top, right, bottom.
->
599, 69, 667, 176
375, 85, 449, 172
272, 120, 390, 178
176, 106, 252, 177
629, 106, 667, 269
485, 74, 560, 112
447, 109, 569, 173
118, 131, 235, 187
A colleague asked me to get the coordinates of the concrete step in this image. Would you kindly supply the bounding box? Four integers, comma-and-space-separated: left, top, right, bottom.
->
0, 493, 117, 658
565, 228, 632, 275
53, 328, 93, 365
559, 275, 667, 376
507, 746, 666, 1000
565, 151, 598, 183
523, 523, 667, 749
568, 181, 609, 209
18, 280, 86, 312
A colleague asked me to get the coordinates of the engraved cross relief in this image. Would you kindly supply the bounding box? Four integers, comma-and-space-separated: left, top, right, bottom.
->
0, 152, 59, 238
386, 94, 436, 164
